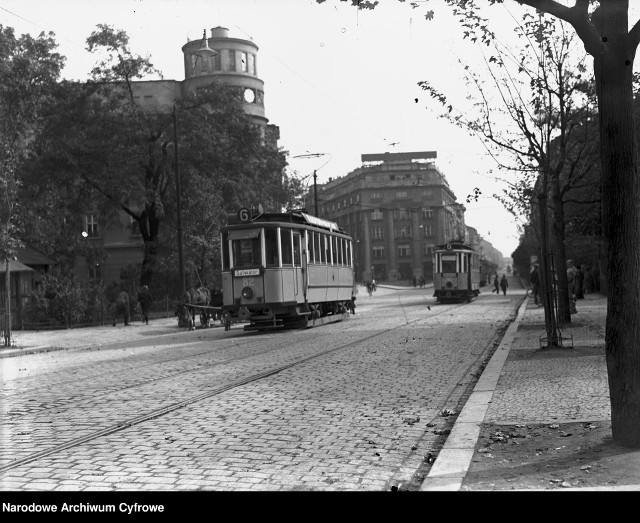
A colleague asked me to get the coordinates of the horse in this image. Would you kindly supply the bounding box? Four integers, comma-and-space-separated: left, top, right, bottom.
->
112, 291, 131, 326
180, 287, 211, 330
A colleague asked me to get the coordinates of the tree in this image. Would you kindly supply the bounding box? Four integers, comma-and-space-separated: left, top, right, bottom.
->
0, 25, 65, 345
30, 25, 289, 294
320, 0, 640, 447
419, 13, 599, 331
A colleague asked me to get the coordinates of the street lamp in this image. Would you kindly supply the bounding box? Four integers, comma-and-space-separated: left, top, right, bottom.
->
174, 31, 216, 297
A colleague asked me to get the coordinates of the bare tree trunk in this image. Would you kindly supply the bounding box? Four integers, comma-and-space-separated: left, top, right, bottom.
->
595, 24, 640, 447
550, 174, 571, 324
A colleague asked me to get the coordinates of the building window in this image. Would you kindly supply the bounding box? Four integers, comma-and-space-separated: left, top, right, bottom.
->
393, 208, 410, 220
398, 245, 411, 257
371, 209, 383, 220
422, 189, 433, 198
395, 191, 408, 199
213, 52, 221, 71
240, 52, 248, 72
424, 244, 434, 256
396, 226, 412, 238
373, 246, 385, 258
84, 214, 99, 238
372, 227, 384, 240
371, 192, 381, 200
200, 54, 210, 73
227, 49, 236, 72
130, 216, 142, 237
422, 207, 433, 219
422, 224, 433, 237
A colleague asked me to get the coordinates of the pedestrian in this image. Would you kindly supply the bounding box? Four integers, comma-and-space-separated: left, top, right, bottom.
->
530, 264, 540, 305
348, 294, 356, 314
113, 290, 130, 326
493, 274, 500, 294
412, 276, 417, 287
575, 264, 585, 299
419, 275, 425, 288
567, 259, 577, 313
138, 285, 153, 325
500, 274, 508, 295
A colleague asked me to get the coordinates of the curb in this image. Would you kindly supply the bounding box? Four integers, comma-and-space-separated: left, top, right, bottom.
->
419, 294, 528, 491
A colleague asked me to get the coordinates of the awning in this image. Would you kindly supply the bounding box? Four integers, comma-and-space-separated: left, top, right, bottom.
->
0, 260, 36, 273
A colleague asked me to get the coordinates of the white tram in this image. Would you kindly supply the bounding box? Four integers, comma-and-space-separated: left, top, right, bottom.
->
220, 210, 355, 330
432, 242, 481, 303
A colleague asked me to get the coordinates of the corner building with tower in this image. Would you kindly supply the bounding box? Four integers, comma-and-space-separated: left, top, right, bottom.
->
77, 27, 280, 287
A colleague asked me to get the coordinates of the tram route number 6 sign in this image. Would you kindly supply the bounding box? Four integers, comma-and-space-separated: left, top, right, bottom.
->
237, 207, 251, 222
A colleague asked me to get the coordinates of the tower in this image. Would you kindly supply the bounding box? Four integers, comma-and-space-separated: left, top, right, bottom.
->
181, 27, 278, 146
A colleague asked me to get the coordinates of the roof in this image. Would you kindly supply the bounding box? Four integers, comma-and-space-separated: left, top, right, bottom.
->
15, 245, 56, 266
0, 260, 35, 273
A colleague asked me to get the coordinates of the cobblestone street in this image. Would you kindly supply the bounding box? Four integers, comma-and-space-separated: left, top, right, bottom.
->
0, 284, 522, 491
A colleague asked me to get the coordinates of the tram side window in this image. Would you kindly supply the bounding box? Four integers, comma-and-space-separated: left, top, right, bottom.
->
232, 237, 261, 267
325, 234, 331, 264
265, 228, 279, 267
346, 240, 351, 267
308, 231, 315, 263
281, 228, 293, 266
318, 233, 324, 263
337, 238, 343, 265
221, 231, 230, 270
331, 236, 338, 265
313, 232, 323, 263
293, 233, 301, 266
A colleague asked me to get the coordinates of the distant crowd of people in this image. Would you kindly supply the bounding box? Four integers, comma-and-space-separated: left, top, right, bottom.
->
528, 259, 600, 313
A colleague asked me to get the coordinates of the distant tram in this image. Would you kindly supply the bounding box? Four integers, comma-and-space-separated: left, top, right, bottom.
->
432, 242, 481, 303
220, 209, 355, 330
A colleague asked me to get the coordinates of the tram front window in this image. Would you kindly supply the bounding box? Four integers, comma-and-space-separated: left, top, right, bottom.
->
441, 255, 457, 273
232, 237, 261, 267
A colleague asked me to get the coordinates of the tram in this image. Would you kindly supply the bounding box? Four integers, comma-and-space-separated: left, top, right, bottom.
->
220, 209, 355, 330
432, 241, 481, 303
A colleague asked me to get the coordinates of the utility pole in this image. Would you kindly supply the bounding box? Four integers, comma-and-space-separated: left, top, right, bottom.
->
313, 170, 318, 216
292, 153, 331, 217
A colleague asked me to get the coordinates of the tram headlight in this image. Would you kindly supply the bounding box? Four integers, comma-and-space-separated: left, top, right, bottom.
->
446, 281, 453, 289
241, 286, 254, 299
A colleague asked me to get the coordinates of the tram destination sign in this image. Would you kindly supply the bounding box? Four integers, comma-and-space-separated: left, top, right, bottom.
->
234, 268, 260, 277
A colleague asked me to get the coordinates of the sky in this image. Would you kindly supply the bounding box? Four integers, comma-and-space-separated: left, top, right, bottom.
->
4, 0, 635, 258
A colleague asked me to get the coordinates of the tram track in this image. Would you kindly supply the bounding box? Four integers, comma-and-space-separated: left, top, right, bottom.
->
0, 302, 464, 475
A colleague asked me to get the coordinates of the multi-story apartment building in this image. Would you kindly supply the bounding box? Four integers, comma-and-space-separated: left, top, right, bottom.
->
315, 151, 467, 283
78, 27, 279, 286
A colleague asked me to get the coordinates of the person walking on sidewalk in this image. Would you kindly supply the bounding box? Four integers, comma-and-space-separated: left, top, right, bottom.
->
500, 274, 508, 295
493, 274, 500, 294
567, 259, 578, 314
530, 264, 540, 304
113, 291, 130, 326
138, 285, 153, 325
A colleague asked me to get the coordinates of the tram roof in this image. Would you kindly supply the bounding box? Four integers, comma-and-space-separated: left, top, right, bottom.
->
434, 242, 477, 253
225, 210, 347, 234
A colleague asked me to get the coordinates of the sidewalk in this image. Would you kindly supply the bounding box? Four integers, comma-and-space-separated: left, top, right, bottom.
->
0, 316, 185, 359
421, 290, 640, 491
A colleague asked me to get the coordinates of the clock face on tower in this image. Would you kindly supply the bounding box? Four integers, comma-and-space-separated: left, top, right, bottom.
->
243, 88, 255, 103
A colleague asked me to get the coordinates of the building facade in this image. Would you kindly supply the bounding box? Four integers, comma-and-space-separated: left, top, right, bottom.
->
316, 152, 467, 283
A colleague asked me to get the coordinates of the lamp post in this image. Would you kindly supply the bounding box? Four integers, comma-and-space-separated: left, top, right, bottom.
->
292, 153, 331, 217
174, 31, 216, 297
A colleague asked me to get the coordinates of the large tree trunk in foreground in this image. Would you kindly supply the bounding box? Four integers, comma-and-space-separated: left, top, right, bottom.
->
595, 14, 640, 448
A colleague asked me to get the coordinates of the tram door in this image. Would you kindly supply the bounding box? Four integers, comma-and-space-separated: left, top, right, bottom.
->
292, 232, 303, 300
